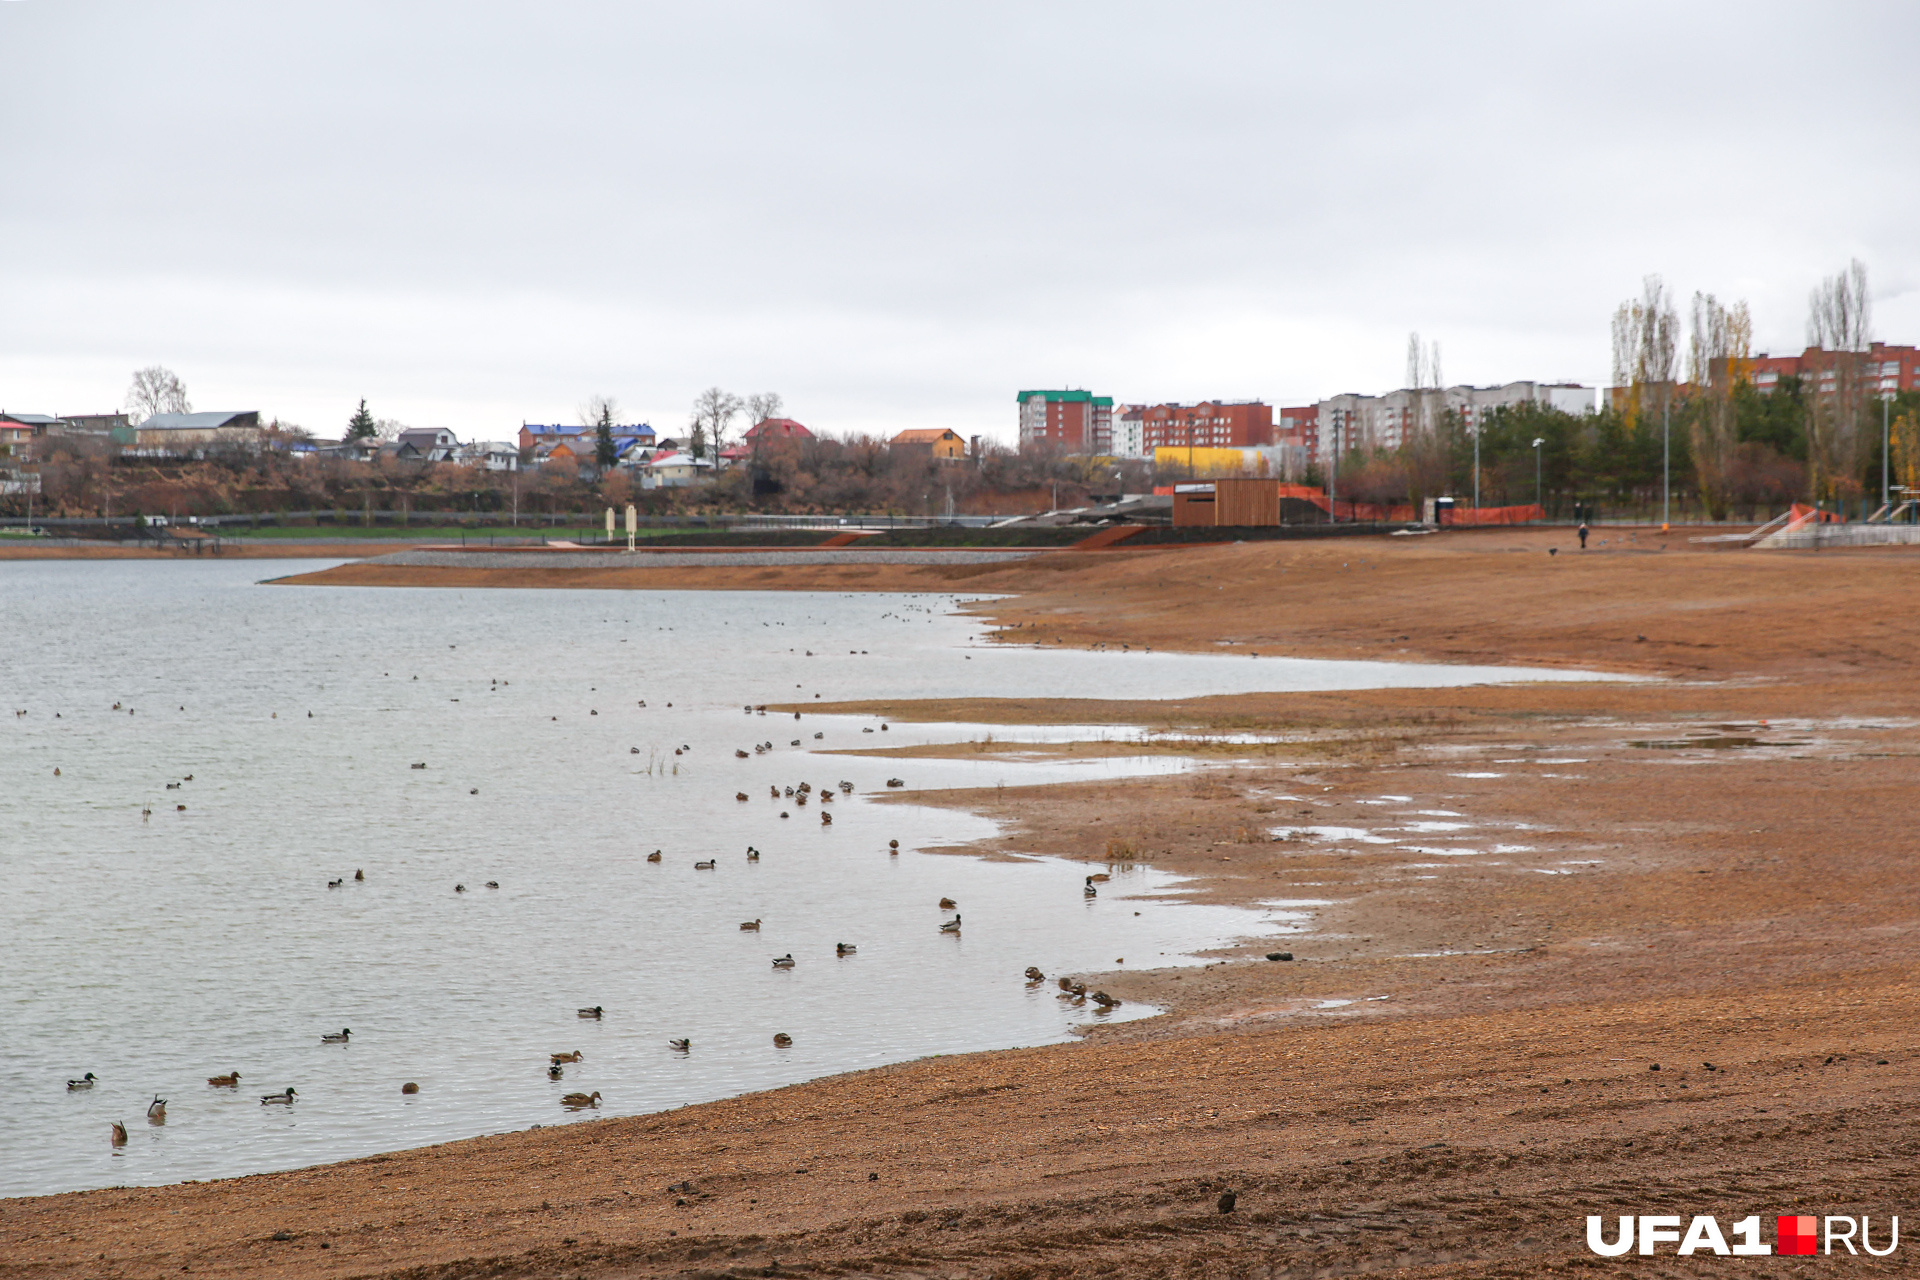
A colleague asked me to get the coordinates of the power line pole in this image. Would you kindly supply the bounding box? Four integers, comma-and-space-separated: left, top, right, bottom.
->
1884, 394, 1892, 513
1471, 415, 1480, 511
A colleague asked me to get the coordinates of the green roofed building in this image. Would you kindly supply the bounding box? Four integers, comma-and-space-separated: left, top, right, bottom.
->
1016, 389, 1114, 453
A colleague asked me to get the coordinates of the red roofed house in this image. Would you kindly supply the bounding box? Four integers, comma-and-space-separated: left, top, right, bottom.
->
743, 417, 814, 442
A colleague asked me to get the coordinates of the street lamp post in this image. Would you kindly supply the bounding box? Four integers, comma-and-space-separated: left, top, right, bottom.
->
1884, 395, 1892, 513
1532, 437, 1544, 514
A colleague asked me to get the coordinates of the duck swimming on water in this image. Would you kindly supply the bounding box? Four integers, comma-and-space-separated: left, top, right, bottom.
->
771, 954, 796, 969
939, 914, 962, 933
67, 1073, 97, 1090
550, 1050, 583, 1064
561, 1091, 601, 1109
261, 1088, 297, 1105
577, 1006, 603, 1019
321, 1028, 351, 1043
207, 1072, 240, 1088
668, 1038, 691, 1051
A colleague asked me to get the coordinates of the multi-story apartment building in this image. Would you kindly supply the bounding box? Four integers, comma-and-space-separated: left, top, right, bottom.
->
1017, 390, 1114, 452
1139, 401, 1274, 452
1277, 405, 1320, 458
1743, 343, 1919, 397
1110, 406, 1148, 459
1310, 382, 1593, 466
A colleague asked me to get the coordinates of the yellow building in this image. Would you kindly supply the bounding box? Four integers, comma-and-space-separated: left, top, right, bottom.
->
1154, 445, 1279, 477
890, 428, 968, 460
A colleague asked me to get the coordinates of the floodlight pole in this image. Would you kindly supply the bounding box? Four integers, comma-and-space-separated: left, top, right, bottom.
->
1884, 395, 1892, 511
1471, 417, 1480, 511
1661, 399, 1670, 528
1533, 437, 1544, 513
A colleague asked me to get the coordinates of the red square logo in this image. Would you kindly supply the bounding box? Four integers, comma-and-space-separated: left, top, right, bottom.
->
1778, 1215, 1818, 1256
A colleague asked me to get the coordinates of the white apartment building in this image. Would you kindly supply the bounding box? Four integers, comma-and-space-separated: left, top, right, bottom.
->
1312, 381, 1593, 466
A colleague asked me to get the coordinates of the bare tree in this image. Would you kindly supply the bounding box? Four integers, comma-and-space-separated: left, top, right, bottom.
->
1687, 293, 1753, 516
127, 366, 190, 420
1610, 276, 1678, 431
578, 394, 620, 430
1805, 259, 1873, 499
690, 387, 742, 461
744, 392, 783, 427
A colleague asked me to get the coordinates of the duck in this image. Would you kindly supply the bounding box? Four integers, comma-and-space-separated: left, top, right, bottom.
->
736, 791, 749, 802
1087, 873, 1111, 883
577, 1006, 603, 1019
146, 1095, 167, 1121
261, 1088, 297, 1104
1091, 991, 1121, 1008
939, 914, 962, 933
1058, 982, 1087, 999
321, 1028, 351, 1043
561, 1091, 601, 1109
646, 850, 662, 863
839, 781, 854, 793
888, 839, 900, 855
938, 897, 956, 910
110, 1121, 129, 1146
746, 847, 761, 862
820, 811, 832, 825
547, 1063, 564, 1079
1024, 967, 1045, 983
735, 749, 749, 758
773, 1033, 793, 1047
550, 1050, 583, 1064
668, 1038, 691, 1052
1057, 976, 1077, 992
401, 1082, 419, 1094
354, 869, 364, 881
739, 918, 762, 931
836, 942, 857, 956
328, 878, 344, 889
486, 881, 500, 889
771, 953, 796, 969
1084, 883, 1098, 898
769, 786, 779, 799
694, 859, 716, 870
67, 1072, 97, 1090
455, 883, 467, 893
206, 1072, 241, 1088
886, 778, 905, 788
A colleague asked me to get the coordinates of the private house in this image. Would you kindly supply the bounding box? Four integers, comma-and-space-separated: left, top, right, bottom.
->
639, 450, 714, 488
742, 417, 814, 443
518, 421, 655, 454
457, 441, 520, 471
127, 411, 264, 454
395, 427, 460, 462
56, 412, 130, 436
889, 427, 967, 460
0, 417, 48, 460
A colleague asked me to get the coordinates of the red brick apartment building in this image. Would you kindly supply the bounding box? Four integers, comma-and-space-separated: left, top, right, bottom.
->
1139, 401, 1274, 451
1017, 390, 1114, 452
1743, 343, 1920, 396
1277, 405, 1320, 456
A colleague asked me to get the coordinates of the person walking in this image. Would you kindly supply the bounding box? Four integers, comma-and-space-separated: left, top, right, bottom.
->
1578, 521, 1589, 550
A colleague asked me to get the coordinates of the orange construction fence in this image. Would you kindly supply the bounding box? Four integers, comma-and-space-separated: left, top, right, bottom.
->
1440, 503, 1545, 526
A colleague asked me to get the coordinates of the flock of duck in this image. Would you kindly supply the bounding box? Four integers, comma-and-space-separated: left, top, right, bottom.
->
67, 709, 1124, 1155
70, 1025, 353, 1147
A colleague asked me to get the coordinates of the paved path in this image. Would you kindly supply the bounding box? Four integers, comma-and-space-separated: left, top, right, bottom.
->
364, 547, 1043, 569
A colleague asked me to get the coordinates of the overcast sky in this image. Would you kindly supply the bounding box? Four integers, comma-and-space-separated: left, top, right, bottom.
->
4, 2, 1917, 442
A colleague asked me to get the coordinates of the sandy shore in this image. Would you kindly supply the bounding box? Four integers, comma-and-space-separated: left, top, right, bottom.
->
8, 528, 1918, 1278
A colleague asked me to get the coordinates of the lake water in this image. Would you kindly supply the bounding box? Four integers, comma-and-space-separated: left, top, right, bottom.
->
0, 560, 1616, 1197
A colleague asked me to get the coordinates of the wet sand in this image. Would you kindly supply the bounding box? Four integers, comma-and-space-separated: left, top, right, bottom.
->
8, 528, 1919, 1277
